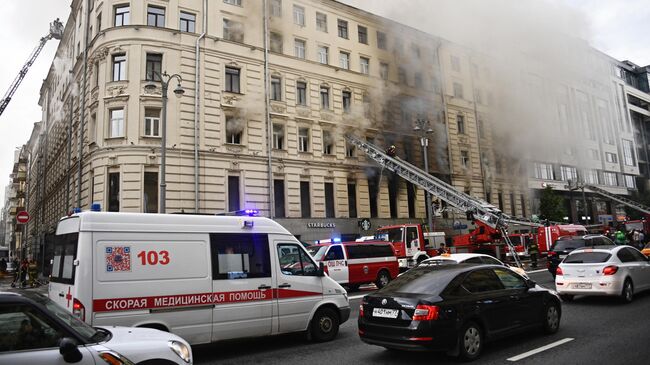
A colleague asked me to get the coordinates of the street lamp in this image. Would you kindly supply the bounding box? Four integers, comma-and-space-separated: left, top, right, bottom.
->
414, 119, 435, 232
144, 71, 185, 213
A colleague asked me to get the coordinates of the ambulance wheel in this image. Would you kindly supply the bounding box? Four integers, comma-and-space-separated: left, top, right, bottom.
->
375, 270, 391, 289
310, 307, 339, 342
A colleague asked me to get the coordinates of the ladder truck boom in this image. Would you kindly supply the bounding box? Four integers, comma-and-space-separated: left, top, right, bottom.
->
346, 134, 539, 268
0, 19, 64, 117
583, 183, 650, 215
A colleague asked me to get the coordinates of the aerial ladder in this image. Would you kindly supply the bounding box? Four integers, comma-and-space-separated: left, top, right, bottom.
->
346, 134, 543, 269
0, 19, 64, 117
583, 183, 650, 215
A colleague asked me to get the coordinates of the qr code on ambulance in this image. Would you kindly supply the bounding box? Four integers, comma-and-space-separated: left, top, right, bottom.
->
106, 246, 131, 272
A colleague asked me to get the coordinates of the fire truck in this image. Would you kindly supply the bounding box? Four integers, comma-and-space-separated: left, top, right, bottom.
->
373, 224, 436, 270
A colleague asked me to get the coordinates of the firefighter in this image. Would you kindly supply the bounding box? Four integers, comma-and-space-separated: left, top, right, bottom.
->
528, 240, 539, 269
386, 145, 396, 157
28, 259, 38, 287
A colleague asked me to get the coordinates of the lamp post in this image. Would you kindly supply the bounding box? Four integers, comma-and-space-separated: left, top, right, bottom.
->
414, 119, 434, 232
144, 71, 185, 213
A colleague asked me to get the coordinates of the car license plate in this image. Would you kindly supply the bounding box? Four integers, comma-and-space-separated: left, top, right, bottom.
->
372, 308, 399, 318
574, 283, 592, 289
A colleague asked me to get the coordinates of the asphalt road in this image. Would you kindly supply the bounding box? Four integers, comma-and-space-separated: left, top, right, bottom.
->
193, 269, 650, 365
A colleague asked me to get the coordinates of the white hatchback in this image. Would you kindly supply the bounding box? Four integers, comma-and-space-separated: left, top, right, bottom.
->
0, 291, 192, 365
555, 246, 650, 302
418, 253, 528, 278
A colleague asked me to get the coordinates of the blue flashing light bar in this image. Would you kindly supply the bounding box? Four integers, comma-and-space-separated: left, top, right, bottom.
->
90, 203, 102, 212
332, 237, 342, 243
72, 207, 82, 213
236, 209, 259, 216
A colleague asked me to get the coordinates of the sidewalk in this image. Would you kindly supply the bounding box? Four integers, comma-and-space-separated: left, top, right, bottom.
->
0, 274, 48, 295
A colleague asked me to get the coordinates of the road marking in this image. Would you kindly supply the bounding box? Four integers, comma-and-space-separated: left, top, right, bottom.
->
526, 268, 549, 274
507, 338, 575, 362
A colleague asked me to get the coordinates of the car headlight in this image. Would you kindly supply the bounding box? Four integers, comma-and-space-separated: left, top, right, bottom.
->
169, 340, 192, 363
98, 351, 135, 365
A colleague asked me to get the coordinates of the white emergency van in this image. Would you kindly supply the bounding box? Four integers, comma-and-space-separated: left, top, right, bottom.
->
47, 212, 350, 345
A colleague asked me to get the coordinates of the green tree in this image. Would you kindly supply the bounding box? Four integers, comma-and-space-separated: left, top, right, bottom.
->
539, 186, 567, 222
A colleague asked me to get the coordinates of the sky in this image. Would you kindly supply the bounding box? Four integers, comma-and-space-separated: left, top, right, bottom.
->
0, 0, 649, 205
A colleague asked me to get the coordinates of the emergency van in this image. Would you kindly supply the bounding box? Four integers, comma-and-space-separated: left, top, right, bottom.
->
306, 242, 399, 290
47, 212, 350, 345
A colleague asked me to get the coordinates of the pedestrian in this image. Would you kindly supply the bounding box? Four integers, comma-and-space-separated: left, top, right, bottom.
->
437, 243, 449, 255
632, 230, 640, 247
0, 257, 6, 274
615, 229, 626, 245
638, 231, 646, 250
528, 240, 539, 269
28, 259, 38, 287
20, 258, 28, 287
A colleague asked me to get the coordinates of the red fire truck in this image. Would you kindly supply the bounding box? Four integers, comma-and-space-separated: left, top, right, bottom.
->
368, 224, 439, 270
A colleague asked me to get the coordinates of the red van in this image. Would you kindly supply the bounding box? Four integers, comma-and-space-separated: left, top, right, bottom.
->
306, 242, 399, 290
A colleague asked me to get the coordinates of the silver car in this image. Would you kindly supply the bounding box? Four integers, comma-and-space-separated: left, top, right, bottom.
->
555, 246, 650, 302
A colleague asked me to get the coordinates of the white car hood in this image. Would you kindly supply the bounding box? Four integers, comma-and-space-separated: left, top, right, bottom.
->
96, 326, 189, 364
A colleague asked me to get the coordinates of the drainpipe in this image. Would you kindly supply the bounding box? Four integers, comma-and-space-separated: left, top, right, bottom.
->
435, 41, 454, 180
194, 0, 207, 212
263, 0, 274, 218
469, 55, 489, 201
66, 98, 73, 213
77, 0, 91, 208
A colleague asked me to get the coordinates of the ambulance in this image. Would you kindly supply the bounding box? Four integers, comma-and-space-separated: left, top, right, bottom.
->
47, 211, 350, 345
306, 242, 399, 290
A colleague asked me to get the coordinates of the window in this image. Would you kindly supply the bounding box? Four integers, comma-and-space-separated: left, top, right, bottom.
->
0, 306, 67, 352
143, 172, 158, 213
147, 5, 165, 27
274, 179, 285, 217
112, 54, 126, 81
108, 172, 120, 211
346, 141, 355, 157
298, 127, 309, 152
109, 109, 124, 137
461, 150, 469, 168
300, 181, 311, 217
584, 169, 599, 184
270, 32, 283, 53
605, 152, 618, 163
533, 162, 554, 180
270, 0, 282, 17
493, 268, 526, 289
510, 193, 516, 215
179, 11, 196, 32
145, 53, 162, 81
624, 175, 636, 188
380, 62, 389, 80
322, 130, 333, 155
325, 245, 344, 260
617, 248, 640, 263
225, 67, 240, 93
325, 183, 335, 218
96, 13, 102, 33
50, 232, 79, 283
320, 86, 330, 109
368, 175, 378, 218
451, 55, 460, 72
560, 166, 577, 181
224, 0, 242, 6
228, 176, 240, 211
623, 140, 635, 166
296, 81, 307, 106
360, 57, 369, 75
144, 108, 160, 137
348, 183, 357, 218
223, 19, 244, 42
339, 52, 350, 69
358, 25, 368, 44
294, 39, 305, 59
376, 31, 387, 49
453, 82, 464, 98
457, 114, 465, 134
114, 4, 130, 26
293, 5, 305, 26
210, 233, 271, 280
603, 171, 618, 186
277, 243, 317, 276
316, 12, 327, 32
317, 46, 329, 64
461, 269, 504, 293
398, 67, 407, 84
342, 91, 352, 113
337, 19, 348, 39
272, 123, 284, 149
271, 76, 282, 101
411, 44, 420, 58
226, 115, 243, 144
520, 195, 526, 217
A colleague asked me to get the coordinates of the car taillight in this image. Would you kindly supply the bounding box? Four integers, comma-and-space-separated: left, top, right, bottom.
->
556, 267, 563, 276
412, 304, 439, 321
73, 298, 86, 321
603, 265, 618, 275
359, 303, 364, 318
548, 251, 557, 257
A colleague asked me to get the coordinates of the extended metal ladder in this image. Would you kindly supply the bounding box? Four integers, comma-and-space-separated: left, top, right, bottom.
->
346, 134, 540, 268
584, 184, 650, 215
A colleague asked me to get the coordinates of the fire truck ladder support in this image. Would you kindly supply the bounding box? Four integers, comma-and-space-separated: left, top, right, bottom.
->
346, 134, 542, 269
0, 19, 63, 117
584, 184, 650, 215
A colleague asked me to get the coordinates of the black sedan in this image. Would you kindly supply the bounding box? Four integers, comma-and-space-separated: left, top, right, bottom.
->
358, 264, 561, 361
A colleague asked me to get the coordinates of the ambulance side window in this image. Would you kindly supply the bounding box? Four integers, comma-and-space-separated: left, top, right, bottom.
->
50, 233, 79, 285
325, 246, 344, 260
278, 244, 318, 276
210, 233, 272, 280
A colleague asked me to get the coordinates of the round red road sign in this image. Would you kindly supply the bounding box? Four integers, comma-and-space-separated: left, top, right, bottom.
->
16, 211, 30, 224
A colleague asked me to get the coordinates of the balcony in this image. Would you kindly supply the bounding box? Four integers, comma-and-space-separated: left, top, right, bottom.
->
12, 171, 26, 181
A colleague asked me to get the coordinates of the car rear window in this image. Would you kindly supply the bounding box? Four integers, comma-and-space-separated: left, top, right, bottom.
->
379, 266, 458, 295
552, 239, 585, 251
564, 252, 611, 263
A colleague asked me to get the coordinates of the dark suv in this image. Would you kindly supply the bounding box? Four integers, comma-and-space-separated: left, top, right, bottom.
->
547, 235, 616, 277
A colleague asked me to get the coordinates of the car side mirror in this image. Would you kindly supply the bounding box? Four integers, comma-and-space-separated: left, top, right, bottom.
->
526, 279, 536, 289
317, 262, 325, 277
59, 337, 83, 363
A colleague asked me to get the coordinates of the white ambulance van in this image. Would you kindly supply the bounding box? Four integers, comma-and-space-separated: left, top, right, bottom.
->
47, 212, 350, 345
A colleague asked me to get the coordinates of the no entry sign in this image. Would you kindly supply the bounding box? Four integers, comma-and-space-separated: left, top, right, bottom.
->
16, 211, 30, 224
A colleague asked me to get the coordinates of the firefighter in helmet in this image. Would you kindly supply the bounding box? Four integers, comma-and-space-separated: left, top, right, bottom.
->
386, 145, 397, 157
528, 239, 539, 268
